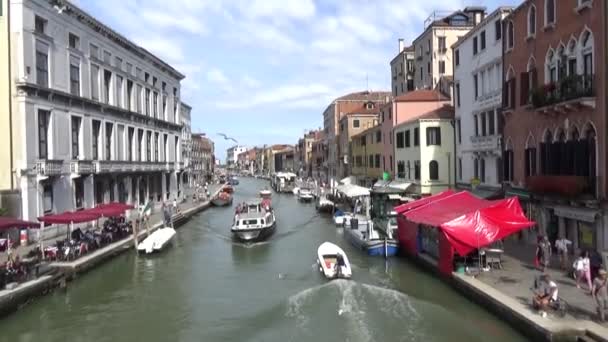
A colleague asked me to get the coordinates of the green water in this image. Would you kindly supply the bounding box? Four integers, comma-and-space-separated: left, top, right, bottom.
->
0, 178, 528, 342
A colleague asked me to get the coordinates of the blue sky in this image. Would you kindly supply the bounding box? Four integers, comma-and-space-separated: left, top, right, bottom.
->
77, 0, 519, 161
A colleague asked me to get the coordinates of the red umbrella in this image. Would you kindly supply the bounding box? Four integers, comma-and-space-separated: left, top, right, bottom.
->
38, 211, 101, 224
0, 217, 39, 230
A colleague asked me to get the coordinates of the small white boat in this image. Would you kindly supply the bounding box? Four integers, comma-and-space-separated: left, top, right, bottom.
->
259, 189, 272, 197
333, 211, 352, 226
292, 187, 300, 195
317, 242, 352, 279
315, 195, 334, 213
298, 188, 314, 202
137, 227, 176, 254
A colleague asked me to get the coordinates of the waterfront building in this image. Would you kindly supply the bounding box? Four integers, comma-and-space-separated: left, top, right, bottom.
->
273, 146, 294, 173
296, 130, 319, 177
180, 103, 192, 187
191, 134, 214, 185
350, 124, 384, 187
3, 0, 187, 222
390, 40, 415, 97
337, 105, 380, 179
310, 132, 328, 182
226, 145, 247, 169
501, 0, 607, 252
453, 7, 513, 198
236, 149, 256, 174
393, 105, 455, 195
380, 90, 451, 179
412, 7, 486, 91
322, 91, 390, 188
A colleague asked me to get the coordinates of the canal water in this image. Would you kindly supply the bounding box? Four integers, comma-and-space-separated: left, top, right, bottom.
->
0, 178, 528, 342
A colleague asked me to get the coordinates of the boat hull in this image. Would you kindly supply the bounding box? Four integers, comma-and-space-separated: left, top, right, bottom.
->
137, 227, 176, 254
231, 222, 276, 242
211, 197, 232, 206
343, 228, 399, 257
298, 195, 314, 202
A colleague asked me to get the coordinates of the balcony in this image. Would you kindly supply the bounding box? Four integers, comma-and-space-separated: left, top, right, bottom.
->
526, 175, 595, 197
470, 135, 501, 152
70, 160, 94, 175
531, 75, 596, 113
36, 159, 63, 177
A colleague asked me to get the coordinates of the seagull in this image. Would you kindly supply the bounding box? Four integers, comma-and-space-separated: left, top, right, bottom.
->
217, 133, 238, 143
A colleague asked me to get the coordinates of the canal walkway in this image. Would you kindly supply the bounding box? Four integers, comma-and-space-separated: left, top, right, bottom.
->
0, 184, 223, 317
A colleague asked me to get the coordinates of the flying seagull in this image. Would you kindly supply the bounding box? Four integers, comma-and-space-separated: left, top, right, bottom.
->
217, 133, 238, 143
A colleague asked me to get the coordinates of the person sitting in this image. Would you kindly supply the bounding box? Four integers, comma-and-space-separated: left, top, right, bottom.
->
533, 274, 559, 317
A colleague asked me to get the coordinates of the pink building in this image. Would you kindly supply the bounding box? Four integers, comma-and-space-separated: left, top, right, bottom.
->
381, 90, 450, 177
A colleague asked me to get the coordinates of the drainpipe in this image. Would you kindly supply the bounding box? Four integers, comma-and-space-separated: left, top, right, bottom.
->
7, 1, 14, 190
451, 119, 456, 190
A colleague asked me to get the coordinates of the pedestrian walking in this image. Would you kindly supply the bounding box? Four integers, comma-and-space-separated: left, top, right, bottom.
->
536, 236, 551, 272
554, 236, 572, 270
173, 197, 178, 213
162, 202, 172, 227
593, 269, 608, 322
576, 251, 593, 291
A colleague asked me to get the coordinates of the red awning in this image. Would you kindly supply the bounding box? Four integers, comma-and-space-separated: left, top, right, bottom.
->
394, 190, 455, 214
38, 211, 101, 224
86, 202, 135, 217
0, 217, 39, 230
400, 191, 535, 256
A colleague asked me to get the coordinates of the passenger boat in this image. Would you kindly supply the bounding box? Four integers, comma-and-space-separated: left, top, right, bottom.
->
317, 242, 352, 279
315, 195, 334, 213
137, 227, 176, 254
231, 196, 276, 242
211, 191, 233, 207
343, 217, 398, 257
298, 187, 314, 202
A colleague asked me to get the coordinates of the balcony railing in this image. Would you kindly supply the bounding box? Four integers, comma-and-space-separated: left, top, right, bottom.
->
470, 135, 502, 152
526, 175, 595, 197
70, 160, 94, 175
531, 74, 595, 109
36, 159, 63, 176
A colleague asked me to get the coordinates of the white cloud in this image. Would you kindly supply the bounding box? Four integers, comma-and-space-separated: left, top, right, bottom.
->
207, 68, 229, 85
215, 83, 333, 109
134, 37, 185, 63
243, 75, 261, 89
243, 0, 316, 20
141, 10, 208, 35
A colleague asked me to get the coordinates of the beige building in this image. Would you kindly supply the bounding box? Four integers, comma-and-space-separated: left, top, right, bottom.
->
412, 7, 486, 92
393, 105, 455, 195
350, 124, 384, 187
322, 91, 390, 187
390, 40, 415, 97
337, 107, 380, 179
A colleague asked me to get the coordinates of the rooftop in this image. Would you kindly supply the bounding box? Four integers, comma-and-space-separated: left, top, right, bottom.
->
394, 89, 450, 102
397, 104, 455, 127
336, 91, 392, 102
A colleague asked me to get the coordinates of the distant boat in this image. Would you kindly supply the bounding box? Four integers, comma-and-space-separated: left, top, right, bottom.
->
298, 188, 314, 202
317, 242, 352, 279
137, 227, 176, 254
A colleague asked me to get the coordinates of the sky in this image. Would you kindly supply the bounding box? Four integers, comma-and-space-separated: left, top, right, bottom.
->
76, 0, 519, 161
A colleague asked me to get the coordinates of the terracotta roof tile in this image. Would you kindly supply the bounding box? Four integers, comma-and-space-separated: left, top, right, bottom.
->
336, 91, 392, 101
394, 89, 450, 102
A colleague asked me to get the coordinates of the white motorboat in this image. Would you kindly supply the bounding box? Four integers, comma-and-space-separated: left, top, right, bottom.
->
298, 188, 314, 202
317, 242, 352, 279
231, 198, 276, 242
137, 227, 176, 254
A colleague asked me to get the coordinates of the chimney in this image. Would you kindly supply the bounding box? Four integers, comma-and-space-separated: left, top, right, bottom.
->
398, 38, 405, 53
464, 6, 487, 26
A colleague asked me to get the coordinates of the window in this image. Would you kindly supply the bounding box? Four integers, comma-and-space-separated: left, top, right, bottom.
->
103, 51, 111, 64
74, 178, 84, 209
114, 57, 122, 70
439, 61, 445, 74
503, 149, 514, 182
103, 70, 112, 104
35, 16, 46, 34
146, 131, 152, 161
396, 132, 404, 148
127, 80, 134, 111
90, 64, 100, 101
138, 130, 144, 161
90, 44, 99, 59
108, 180, 115, 202
456, 120, 461, 143
368, 155, 374, 168
426, 127, 441, 146
68, 33, 79, 50
69, 56, 80, 96
145, 88, 151, 115
43, 182, 53, 214
105, 122, 113, 160
71, 116, 81, 159
405, 130, 410, 147
545, 0, 555, 26
153, 92, 159, 118
126, 63, 133, 75
353, 119, 360, 128
127, 127, 134, 161
153, 76, 158, 88
38, 109, 50, 159
162, 95, 167, 118
480, 158, 486, 182
429, 160, 439, 180
427, 39, 431, 53
414, 127, 419, 146
525, 147, 537, 176
115, 75, 123, 107
136, 84, 143, 113
488, 111, 495, 135
473, 36, 478, 55
455, 83, 461, 107
375, 154, 380, 168
495, 19, 502, 41
438, 37, 446, 52
427, 62, 430, 74
397, 161, 405, 178
507, 21, 514, 49
154, 132, 160, 161
414, 160, 420, 180
420, 67, 423, 81
458, 158, 462, 180
144, 72, 150, 84
481, 112, 487, 136
528, 6, 536, 36
375, 131, 381, 143
474, 158, 479, 179
474, 115, 479, 136
455, 49, 460, 66
92, 120, 100, 160
35, 41, 49, 87
473, 74, 479, 99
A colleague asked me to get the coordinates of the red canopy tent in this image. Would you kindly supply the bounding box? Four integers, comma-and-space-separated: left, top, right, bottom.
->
38, 211, 101, 224
395, 190, 455, 214
0, 217, 39, 230
86, 202, 135, 217
398, 191, 534, 275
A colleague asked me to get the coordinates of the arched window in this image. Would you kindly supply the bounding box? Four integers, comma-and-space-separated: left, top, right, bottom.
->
528, 5, 536, 36
480, 158, 486, 182
567, 126, 579, 175
567, 38, 578, 76
540, 129, 552, 174
545, 0, 555, 26
507, 21, 514, 49
525, 134, 537, 177
580, 29, 594, 78
545, 48, 557, 83
555, 129, 567, 174
429, 160, 439, 180
503, 138, 514, 182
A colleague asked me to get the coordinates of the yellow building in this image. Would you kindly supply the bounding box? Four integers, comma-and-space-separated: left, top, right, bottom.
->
350, 124, 383, 187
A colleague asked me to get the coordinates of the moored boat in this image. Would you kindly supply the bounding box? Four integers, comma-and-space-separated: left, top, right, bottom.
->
211, 191, 233, 206
137, 227, 176, 254
317, 242, 352, 279
315, 195, 334, 213
298, 188, 314, 202
333, 209, 352, 226
343, 217, 398, 257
